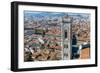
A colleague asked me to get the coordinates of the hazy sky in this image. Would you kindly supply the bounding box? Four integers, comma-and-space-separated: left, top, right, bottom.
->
24, 10, 90, 21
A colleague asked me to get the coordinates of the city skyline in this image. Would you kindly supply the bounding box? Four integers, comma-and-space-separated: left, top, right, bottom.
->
24, 11, 90, 21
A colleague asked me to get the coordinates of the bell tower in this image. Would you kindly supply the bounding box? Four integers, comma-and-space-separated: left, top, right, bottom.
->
62, 16, 72, 60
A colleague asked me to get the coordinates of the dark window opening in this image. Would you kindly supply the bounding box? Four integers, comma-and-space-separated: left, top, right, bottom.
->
64, 30, 67, 39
